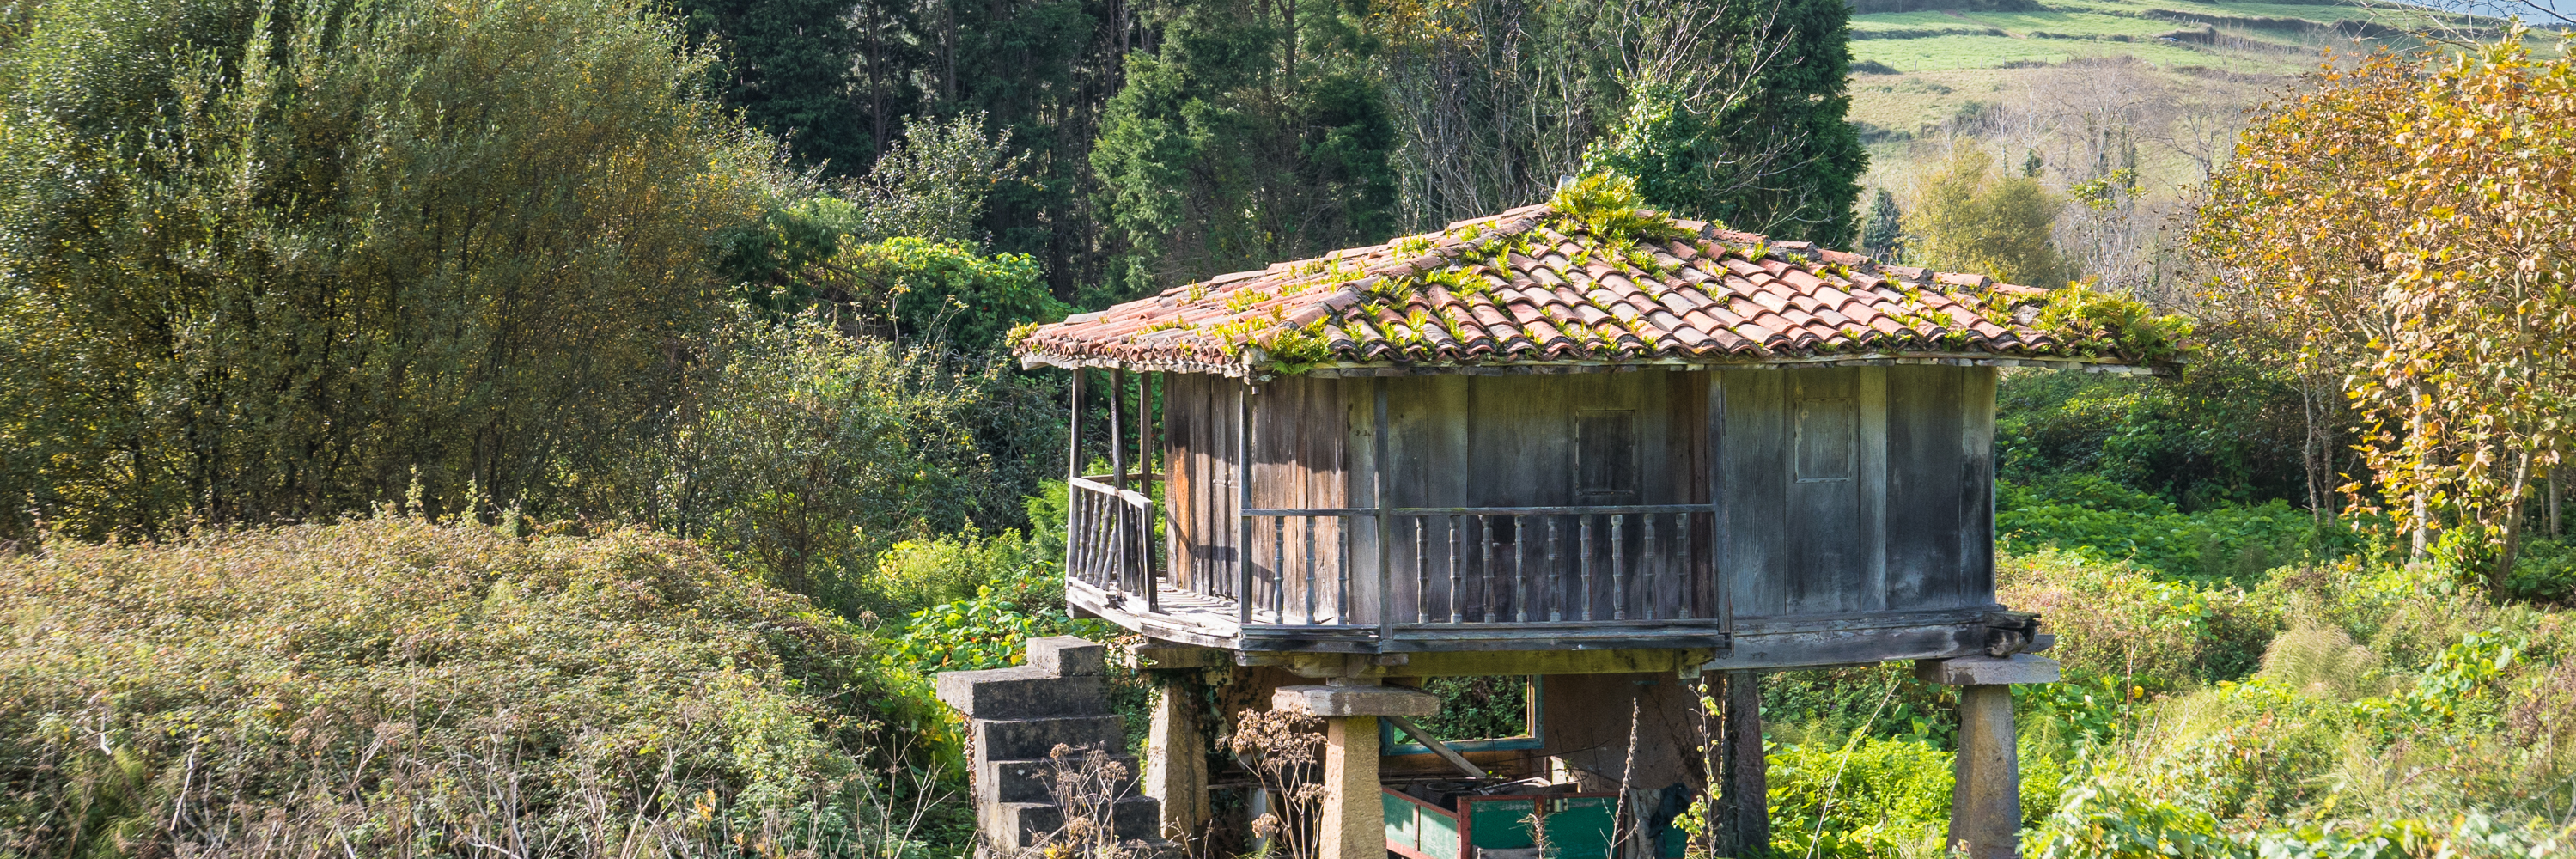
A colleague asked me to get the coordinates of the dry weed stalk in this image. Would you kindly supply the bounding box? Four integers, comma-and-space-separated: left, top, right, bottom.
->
1020, 742, 1151, 859
1227, 709, 1325, 859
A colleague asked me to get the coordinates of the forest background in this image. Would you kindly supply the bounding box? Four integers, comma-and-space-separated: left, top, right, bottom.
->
3, 0, 2576, 856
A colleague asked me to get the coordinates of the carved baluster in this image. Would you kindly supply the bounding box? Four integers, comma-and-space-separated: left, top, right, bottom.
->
1579, 515, 1595, 622
1415, 517, 1429, 624
1514, 515, 1530, 624
1546, 517, 1562, 622
1304, 516, 1318, 625
1447, 515, 1463, 624
1479, 515, 1496, 623
1611, 514, 1627, 622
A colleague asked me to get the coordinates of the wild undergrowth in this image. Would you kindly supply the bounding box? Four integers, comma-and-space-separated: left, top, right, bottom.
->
1758, 530, 2576, 858
0, 515, 966, 858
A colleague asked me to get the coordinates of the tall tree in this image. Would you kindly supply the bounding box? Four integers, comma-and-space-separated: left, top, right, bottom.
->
1903, 147, 2071, 289
945, 0, 1132, 299
674, 0, 923, 174
1090, 0, 1399, 295
1581, 0, 1867, 245
1372, 0, 1629, 229
2195, 34, 2576, 589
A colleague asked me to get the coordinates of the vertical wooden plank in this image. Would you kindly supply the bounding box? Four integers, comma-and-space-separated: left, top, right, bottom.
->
1859, 366, 1889, 613
1721, 371, 1787, 618
1703, 370, 1724, 625
1143, 373, 1160, 605
1434, 374, 1469, 622
1785, 368, 1862, 616
1962, 368, 1999, 606
1884, 365, 1964, 611
1066, 369, 1083, 583
1343, 377, 1377, 626
1239, 383, 1254, 621
1374, 380, 1393, 639
1169, 371, 1195, 593
1719, 671, 1769, 856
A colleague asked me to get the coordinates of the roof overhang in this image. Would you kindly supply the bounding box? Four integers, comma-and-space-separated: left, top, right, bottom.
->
1017, 350, 2166, 379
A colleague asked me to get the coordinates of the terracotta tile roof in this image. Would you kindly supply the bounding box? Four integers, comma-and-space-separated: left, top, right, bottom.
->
1017, 202, 2129, 376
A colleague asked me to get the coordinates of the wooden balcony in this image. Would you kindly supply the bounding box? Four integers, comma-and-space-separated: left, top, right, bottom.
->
1064, 476, 1733, 654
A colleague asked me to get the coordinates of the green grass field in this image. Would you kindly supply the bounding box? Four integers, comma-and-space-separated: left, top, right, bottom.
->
1847, 0, 2411, 77
1838, 0, 2510, 196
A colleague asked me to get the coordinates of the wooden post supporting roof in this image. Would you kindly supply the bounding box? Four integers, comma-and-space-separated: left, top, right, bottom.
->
1719, 671, 1768, 857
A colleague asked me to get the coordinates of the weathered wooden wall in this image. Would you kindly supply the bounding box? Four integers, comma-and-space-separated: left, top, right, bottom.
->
1163, 373, 1239, 597
1367, 370, 1711, 624
1719, 365, 1996, 618
1161, 364, 1999, 629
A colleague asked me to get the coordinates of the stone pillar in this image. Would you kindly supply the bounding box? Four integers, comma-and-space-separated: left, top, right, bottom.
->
1131, 643, 1222, 843
1273, 679, 1440, 859
1916, 654, 2060, 859
1320, 715, 1381, 859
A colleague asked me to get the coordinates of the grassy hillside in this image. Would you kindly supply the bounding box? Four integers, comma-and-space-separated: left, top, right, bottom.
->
1843, 0, 2518, 224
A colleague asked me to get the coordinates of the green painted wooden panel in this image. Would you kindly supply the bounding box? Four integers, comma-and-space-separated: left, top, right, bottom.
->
1465, 798, 1538, 850
1547, 796, 1617, 859
1421, 803, 1461, 859
1385, 792, 1420, 852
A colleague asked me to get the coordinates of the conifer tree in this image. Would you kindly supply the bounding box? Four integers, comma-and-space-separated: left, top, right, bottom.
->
1090, 0, 1398, 295
1583, 0, 1868, 246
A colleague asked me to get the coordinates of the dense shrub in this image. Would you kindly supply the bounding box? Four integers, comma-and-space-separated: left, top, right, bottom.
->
614, 311, 1062, 618
1766, 736, 1952, 857
0, 517, 960, 858
0, 0, 780, 540
2506, 536, 2576, 606
1996, 367, 2341, 512
1998, 549, 2267, 688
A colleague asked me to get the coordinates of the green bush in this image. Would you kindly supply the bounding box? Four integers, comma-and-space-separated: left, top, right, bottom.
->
2506, 536, 2576, 605
1995, 366, 2336, 513
1763, 663, 1960, 748
1413, 676, 1533, 742
0, 0, 780, 541
872, 527, 1038, 615
618, 311, 1059, 617
1998, 475, 2335, 585
1998, 550, 2244, 689
1768, 736, 1952, 857
0, 516, 959, 858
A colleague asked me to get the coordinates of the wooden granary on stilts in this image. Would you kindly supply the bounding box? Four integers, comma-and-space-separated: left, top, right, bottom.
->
937, 189, 2165, 859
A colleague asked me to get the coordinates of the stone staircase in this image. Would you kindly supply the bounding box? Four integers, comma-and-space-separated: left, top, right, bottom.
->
936, 637, 1164, 851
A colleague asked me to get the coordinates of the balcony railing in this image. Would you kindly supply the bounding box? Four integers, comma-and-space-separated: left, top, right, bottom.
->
1064, 485, 1727, 650
1066, 475, 1157, 612
1233, 505, 1717, 628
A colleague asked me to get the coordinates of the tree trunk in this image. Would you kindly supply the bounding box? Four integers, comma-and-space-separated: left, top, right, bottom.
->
2411, 383, 2432, 558
2496, 448, 2532, 596
2318, 374, 2339, 521
2551, 460, 2561, 539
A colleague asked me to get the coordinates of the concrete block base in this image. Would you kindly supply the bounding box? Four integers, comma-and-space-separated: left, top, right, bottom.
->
1272, 682, 1440, 717
1915, 654, 2060, 685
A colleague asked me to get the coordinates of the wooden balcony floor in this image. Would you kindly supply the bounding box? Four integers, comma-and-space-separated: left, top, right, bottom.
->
1068, 577, 1736, 654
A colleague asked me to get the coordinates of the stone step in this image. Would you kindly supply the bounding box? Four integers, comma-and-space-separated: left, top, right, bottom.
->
936, 668, 1110, 721
990, 795, 1162, 849
974, 715, 1126, 760
981, 754, 1142, 804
